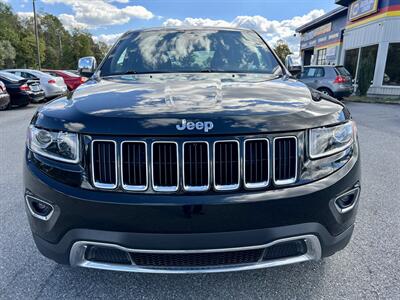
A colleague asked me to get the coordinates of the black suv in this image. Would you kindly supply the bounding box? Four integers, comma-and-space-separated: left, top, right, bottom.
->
24, 28, 360, 273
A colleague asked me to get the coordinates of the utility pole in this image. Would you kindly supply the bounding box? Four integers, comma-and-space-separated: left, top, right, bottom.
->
32, 0, 41, 69
58, 34, 62, 67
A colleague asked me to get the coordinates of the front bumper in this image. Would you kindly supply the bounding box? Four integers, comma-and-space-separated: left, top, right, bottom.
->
24, 145, 360, 272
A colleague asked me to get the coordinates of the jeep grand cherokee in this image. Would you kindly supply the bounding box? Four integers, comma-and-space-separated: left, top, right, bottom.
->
24, 27, 361, 273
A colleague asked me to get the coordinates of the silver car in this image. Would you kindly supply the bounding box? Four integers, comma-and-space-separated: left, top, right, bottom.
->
5, 69, 68, 99
299, 65, 354, 99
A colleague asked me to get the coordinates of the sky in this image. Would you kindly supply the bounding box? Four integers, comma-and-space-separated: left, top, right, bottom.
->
5, 0, 339, 54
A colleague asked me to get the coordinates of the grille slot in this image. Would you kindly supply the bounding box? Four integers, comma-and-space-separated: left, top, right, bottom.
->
244, 139, 269, 188
262, 240, 307, 260
85, 245, 131, 265
273, 137, 297, 185
183, 142, 209, 191
91, 140, 117, 189
214, 141, 240, 190
131, 249, 264, 267
152, 142, 179, 191
121, 142, 147, 191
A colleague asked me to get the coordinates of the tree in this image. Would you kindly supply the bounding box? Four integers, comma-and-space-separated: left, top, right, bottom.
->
274, 40, 293, 63
92, 41, 110, 63
0, 40, 16, 68
0, 2, 109, 69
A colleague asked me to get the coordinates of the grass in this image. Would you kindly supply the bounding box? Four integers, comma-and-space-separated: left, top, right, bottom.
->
342, 95, 400, 105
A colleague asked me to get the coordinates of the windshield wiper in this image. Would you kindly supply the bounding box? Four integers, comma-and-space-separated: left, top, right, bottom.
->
102, 70, 175, 77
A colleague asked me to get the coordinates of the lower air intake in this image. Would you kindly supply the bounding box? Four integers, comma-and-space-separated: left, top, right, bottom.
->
85, 245, 131, 265
131, 249, 264, 267
263, 240, 307, 260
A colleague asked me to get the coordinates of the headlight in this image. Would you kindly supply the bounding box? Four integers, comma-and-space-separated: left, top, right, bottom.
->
309, 121, 355, 159
27, 126, 79, 163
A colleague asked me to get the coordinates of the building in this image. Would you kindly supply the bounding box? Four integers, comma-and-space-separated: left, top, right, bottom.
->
297, 0, 400, 98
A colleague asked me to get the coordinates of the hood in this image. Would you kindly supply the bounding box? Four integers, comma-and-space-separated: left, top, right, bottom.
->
33, 73, 348, 136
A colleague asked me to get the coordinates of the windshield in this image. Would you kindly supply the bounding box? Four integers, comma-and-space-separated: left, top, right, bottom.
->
100, 29, 282, 76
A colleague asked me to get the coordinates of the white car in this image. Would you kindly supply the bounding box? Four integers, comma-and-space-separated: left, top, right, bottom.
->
4, 69, 68, 99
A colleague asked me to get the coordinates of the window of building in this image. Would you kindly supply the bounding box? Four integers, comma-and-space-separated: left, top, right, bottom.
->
383, 43, 400, 86
344, 48, 359, 78
316, 48, 327, 65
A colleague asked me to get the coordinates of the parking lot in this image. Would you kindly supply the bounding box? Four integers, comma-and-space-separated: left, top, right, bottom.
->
0, 102, 399, 299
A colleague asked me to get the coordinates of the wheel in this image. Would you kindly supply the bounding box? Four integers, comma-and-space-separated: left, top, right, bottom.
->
318, 88, 333, 97
0, 103, 9, 111
0, 101, 12, 110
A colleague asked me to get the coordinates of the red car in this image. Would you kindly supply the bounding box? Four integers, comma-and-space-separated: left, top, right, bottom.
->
43, 70, 87, 91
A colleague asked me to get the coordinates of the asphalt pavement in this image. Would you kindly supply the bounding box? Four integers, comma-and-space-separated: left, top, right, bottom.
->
0, 102, 399, 299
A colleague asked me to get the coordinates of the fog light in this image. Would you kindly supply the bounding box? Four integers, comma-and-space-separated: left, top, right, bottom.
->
334, 187, 360, 213
25, 195, 54, 221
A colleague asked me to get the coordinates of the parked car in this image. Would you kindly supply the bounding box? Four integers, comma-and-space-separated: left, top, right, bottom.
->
25, 28, 360, 273
0, 80, 11, 110
298, 65, 354, 99
0, 71, 45, 107
5, 69, 68, 99
43, 69, 87, 91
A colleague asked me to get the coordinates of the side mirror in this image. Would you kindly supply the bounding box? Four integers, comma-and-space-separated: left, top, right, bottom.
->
78, 56, 97, 78
285, 55, 302, 76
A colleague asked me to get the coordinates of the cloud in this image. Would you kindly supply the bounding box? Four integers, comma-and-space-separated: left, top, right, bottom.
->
58, 13, 89, 30
163, 9, 325, 55
163, 18, 232, 28
42, 0, 154, 29
93, 33, 123, 45
16, 11, 34, 19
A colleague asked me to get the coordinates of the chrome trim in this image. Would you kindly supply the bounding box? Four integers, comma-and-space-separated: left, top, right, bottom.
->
91, 140, 118, 189
243, 138, 270, 189
273, 136, 298, 186
151, 141, 179, 192
70, 235, 321, 274
334, 187, 361, 214
25, 195, 54, 221
120, 141, 148, 191
182, 141, 210, 192
213, 140, 240, 191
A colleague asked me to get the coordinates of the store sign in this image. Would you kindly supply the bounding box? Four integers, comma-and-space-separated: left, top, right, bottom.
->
349, 0, 379, 21
301, 23, 332, 42
314, 23, 332, 37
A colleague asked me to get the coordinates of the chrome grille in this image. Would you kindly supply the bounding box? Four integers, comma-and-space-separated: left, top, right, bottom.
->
183, 142, 209, 191
244, 139, 269, 189
91, 136, 299, 192
121, 141, 147, 191
91, 140, 117, 189
273, 137, 298, 185
213, 141, 240, 191
152, 142, 179, 191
